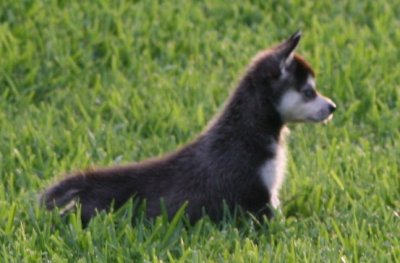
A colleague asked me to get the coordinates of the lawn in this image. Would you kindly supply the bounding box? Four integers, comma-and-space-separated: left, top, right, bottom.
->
0, 0, 399, 262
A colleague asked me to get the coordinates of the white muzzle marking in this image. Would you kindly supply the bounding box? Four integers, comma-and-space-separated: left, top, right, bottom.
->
278, 90, 335, 123
277, 76, 336, 123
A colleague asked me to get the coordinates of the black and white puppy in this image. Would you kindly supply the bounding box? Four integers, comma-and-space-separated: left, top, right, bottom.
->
41, 32, 336, 225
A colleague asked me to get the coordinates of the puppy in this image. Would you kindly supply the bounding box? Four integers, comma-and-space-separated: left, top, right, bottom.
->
41, 32, 336, 225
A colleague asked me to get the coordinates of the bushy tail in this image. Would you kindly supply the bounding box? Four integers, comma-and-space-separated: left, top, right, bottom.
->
40, 170, 135, 225
40, 174, 86, 211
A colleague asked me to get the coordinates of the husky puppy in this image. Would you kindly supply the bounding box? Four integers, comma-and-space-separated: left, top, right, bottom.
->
41, 32, 336, 225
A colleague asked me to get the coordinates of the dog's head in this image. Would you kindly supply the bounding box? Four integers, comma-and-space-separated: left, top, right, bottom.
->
250, 32, 336, 123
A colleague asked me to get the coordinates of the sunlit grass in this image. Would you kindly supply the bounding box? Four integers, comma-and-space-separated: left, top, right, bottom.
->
0, 0, 399, 261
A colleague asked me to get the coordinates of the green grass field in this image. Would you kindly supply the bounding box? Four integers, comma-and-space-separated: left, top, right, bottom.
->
1, 0, 399, 261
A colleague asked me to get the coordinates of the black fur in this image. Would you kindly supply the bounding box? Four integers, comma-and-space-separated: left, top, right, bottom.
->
41, 32, 313, 225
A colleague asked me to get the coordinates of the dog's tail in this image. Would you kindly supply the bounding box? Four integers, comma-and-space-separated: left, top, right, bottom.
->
40, 168, 137, 225
40, 173, 84, 211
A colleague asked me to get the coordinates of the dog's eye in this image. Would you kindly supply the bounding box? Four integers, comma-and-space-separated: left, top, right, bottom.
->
303, 89, 316, 99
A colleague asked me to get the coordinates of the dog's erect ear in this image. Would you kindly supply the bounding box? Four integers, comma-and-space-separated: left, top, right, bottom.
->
276, 31, 302, 68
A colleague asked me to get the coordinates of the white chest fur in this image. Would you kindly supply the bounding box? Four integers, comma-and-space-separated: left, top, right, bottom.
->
259, 130, 288, 209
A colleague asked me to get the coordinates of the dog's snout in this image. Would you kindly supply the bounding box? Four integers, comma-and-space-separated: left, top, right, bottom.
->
328, 103, 336, 113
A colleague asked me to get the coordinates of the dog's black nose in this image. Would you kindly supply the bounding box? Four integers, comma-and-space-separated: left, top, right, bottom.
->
329, 104, 336, 113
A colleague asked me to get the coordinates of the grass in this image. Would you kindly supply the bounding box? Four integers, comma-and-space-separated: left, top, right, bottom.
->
0, 0, 399, 261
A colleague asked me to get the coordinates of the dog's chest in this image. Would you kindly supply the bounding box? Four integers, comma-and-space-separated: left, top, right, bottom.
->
259, 139, 287, 208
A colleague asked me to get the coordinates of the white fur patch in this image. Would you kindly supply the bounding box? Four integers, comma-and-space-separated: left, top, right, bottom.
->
307, 75, 316, 88
259, 130, 288, 209
277, 75, 335, 123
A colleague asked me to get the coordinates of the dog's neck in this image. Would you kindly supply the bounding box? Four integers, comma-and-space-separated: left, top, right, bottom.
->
202, 75, 286, 156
